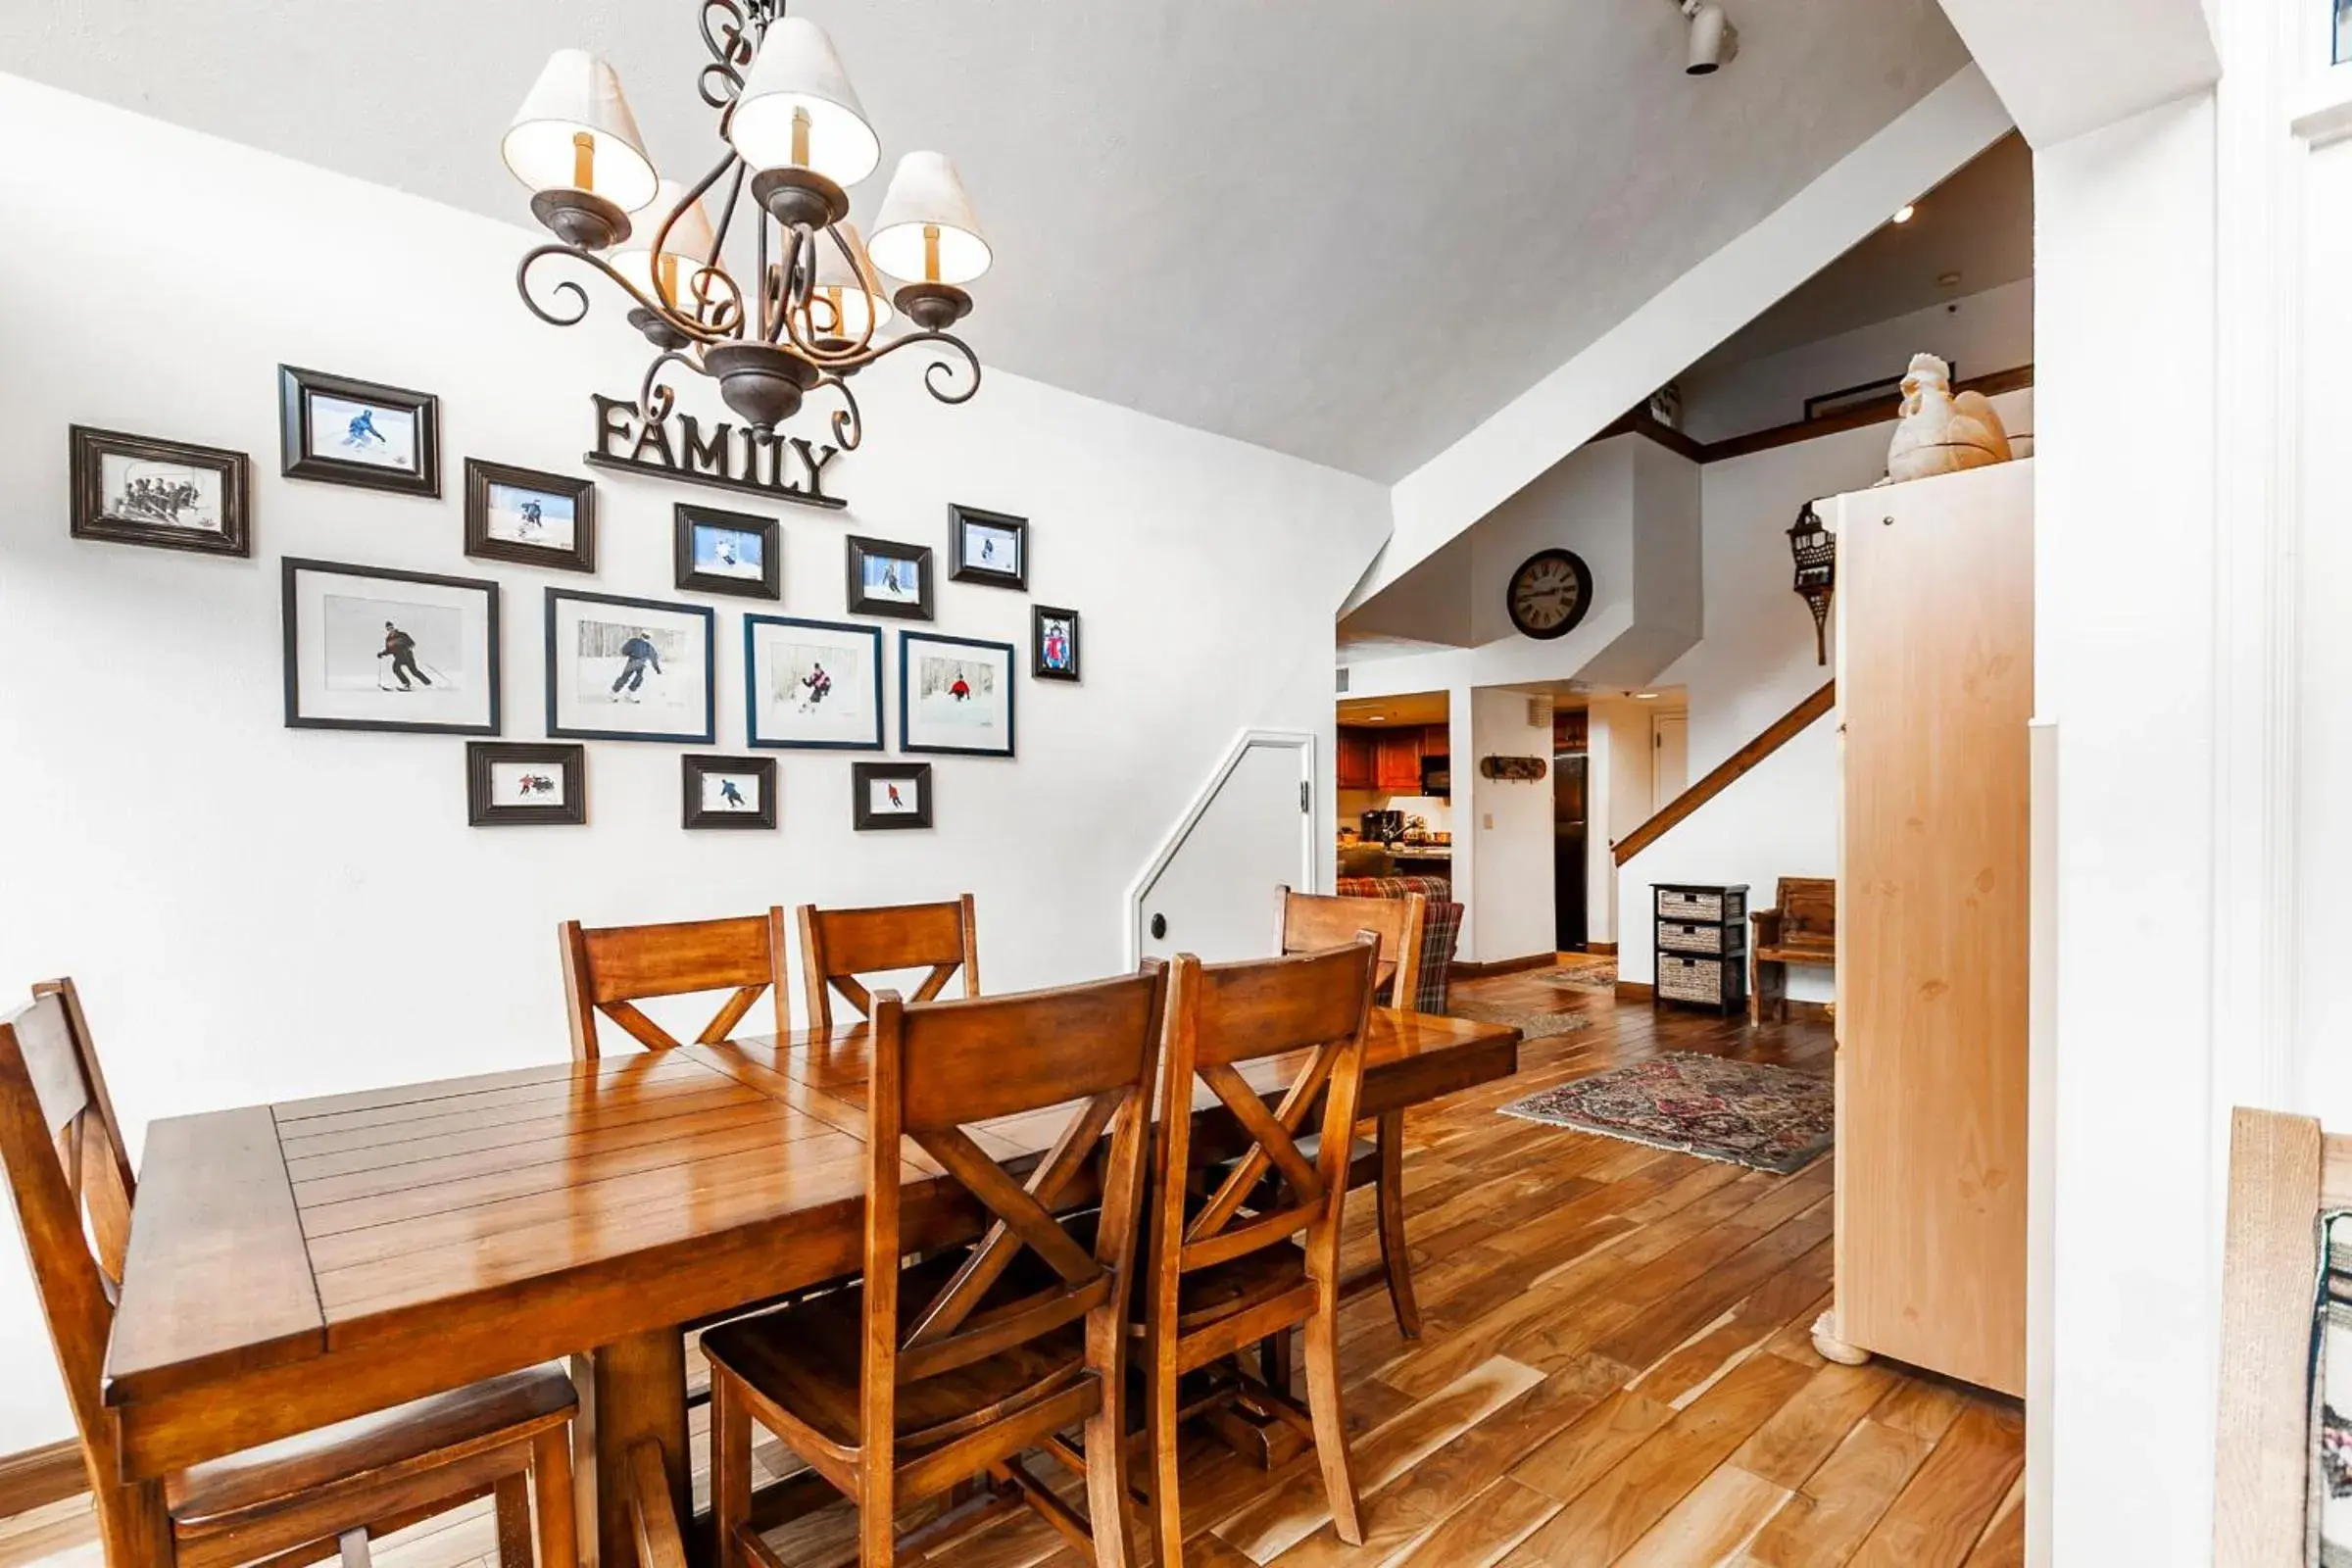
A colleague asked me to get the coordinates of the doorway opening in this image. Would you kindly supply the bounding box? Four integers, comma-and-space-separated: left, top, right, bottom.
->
1336, 690, 1452, 888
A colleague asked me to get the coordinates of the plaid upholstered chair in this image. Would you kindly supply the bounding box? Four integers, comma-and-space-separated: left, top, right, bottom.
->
1332, 874, 1461, 1012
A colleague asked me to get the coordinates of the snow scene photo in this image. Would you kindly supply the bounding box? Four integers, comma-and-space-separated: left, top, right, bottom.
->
693, 524, 763, 579
701, 771, 761, 813
489, 761, 565, 808
576, 618, 689, 710
868, 776, 920, 816
771, 639, 866, 718
861, 552, 922, 604
912, 652, 997, 728
321, 593, 464, 694
963, 520, 1020, 573
485, 481, 574, 548
100, 454, 222, 533
307, 392, 417, 471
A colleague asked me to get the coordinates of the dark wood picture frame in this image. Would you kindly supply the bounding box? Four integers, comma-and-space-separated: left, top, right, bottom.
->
543, 587, 717, 745
845, 535, 934, 620
278, 366, 441, 496
948, 504, 1028, 590
466, 742, 586, 826
742, 613, 887, 751
681, 755, 779, 830
1031, 605, 1081, 682
281, 557, 501, 735
673, 504, 781, 600
852, 761, 933, 831
464, 459, 596, 572
69, 425, 252, 557
899, 629, 1016, 758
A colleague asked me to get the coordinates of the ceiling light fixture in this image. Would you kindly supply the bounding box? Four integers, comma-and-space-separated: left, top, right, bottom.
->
1634, 692, 1660, 701
1681, 1, 1739, 75
505, 3, 988, 450
1892, 203, 1918, 224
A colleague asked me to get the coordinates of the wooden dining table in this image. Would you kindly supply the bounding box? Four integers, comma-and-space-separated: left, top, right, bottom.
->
101, 1009, 1518, 1568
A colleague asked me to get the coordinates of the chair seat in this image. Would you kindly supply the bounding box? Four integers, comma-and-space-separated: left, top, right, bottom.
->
1755, 942, 1837, 965
702, 1250, 1090, 1453
1136, 1240, 1310, 1336
1203, 1136, 1377, 1197
167, 1365, 575, 1534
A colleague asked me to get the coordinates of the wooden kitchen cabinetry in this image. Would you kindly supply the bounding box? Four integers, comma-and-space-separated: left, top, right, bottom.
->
1374, 729, 1423, 791
1337, 727, 1377, 789
1338, 723, 1449, 793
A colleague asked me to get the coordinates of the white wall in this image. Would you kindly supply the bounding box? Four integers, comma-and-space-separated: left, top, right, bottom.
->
1468, 689, 1555, 962
0, 74, 1389, 1447
1680, 276, 2035, 444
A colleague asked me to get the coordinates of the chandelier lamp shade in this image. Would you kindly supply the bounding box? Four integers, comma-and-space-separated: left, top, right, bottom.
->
505, 1, 989, 448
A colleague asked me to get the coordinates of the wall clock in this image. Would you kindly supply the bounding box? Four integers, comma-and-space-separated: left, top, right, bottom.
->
1505, 548, 1593, 640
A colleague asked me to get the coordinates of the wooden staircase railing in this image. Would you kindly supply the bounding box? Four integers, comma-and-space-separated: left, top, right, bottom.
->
1611, 680, 1836, 866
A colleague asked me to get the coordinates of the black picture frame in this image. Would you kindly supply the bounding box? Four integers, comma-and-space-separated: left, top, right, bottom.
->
1031, 605, 1081, 682
70, 425, 251, 557
845, 535, 933, 620
544, 587, 717, 745
467, 743, 586, 826
282, 557, 501, 735
899, 629, 1016, 758
853, 762, 933, 831
681, 755, 779, 830
279, 366, 441, 496
743, 614, 887, 751
674, 504, 781, 600
948, 504, 1028, 590
464, 460, 596, 573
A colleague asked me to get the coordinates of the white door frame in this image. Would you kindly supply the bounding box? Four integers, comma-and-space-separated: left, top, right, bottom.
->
1123, 728, 1319, 966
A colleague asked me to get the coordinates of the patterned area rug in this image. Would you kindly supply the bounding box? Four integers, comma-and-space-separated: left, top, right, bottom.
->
1448, 1004, 1596, 1041
1539, 954, 1619, 992
1498, 1052, 1833, 1173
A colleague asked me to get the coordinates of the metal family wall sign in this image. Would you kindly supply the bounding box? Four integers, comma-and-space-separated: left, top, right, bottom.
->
584, 394, 846, 512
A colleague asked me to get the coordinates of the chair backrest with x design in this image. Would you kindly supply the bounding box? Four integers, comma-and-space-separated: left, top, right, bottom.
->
0, 980, 141, 1555
1278, 887, 1423, 1013
858, 969, 1164, 1466
1147, 939, 1379, 1320
559, 909, 790, 1059
798, 895, 979, 1032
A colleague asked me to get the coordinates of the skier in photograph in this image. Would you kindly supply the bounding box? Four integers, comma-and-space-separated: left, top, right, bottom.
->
715, 537, 739, 570
883, 561, 903, 595
344, 408, 388, 451
949, 672, 972, 702
798, 661, 832, 710
377, 619, 431, 691
718, 778, 748, 809
612, 629, 662, 699
516, 497, 543, 537
886, 783, 905, 809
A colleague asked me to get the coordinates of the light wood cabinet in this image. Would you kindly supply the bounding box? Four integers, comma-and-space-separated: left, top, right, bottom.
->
1831, 461, 2032, 1397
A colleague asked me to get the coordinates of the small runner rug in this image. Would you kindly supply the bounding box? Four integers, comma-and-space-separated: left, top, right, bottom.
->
1449, 1004, 1596, 1041
1539, 954, 1619, 992
1498, 1052, 1833, 1173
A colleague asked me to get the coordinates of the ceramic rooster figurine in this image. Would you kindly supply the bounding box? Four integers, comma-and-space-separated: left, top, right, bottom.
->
1886, 353, 2011, 482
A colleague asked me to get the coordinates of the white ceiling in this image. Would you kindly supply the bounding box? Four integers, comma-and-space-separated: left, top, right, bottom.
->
1690, 129, 2032, 370
0, 0, 1970, 480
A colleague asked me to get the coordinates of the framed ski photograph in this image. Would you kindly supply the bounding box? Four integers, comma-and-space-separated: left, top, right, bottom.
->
545, 588, 715, 744
281, 558, 500, 735
899, 630, 1015, 758
70, 425, 251, 558
853, 761, 933, 831
674, 504, 781, 601
466, 742, 585, 826
948, 504, 1027, 590
681, 755, 778, 830
278, 365, 441, 496
1032, 605, 1081, 682
464, 459, 595, 573
744, 614, 884, 751
844, 535, 933, 620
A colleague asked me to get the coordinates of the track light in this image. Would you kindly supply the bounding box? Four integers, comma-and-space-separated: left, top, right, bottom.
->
1683, 1, 1738, 74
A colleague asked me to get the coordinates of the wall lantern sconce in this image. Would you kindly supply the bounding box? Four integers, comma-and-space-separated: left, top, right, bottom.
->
1788, 501, 1836, 666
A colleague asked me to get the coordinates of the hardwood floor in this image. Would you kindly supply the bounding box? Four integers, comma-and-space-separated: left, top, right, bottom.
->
0, 974, 2021, 1568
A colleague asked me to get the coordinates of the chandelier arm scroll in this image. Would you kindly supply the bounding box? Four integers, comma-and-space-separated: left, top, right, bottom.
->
815, 372, 863, 452
697, 0, 759, 108
637, 349, 704, 426
775, 222, 886, 368
865, 330, 984, 407
644, 150, 751, 337
515, 243, 726, 341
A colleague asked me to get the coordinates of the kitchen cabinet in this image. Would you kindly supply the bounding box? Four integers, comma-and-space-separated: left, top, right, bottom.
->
1420, 724, 1448, 758
1336, 727, 1376, 790
1374, 729, 1423, 792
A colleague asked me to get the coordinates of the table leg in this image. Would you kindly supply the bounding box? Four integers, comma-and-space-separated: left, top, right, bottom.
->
573, 1331, 689, 1568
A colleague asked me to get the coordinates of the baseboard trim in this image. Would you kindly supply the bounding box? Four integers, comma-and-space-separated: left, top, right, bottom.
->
0, 1438, 84, 1518
1448, 953, 1558, 979
1583, 942, 1618, 956
1615, 981, 1656, 1001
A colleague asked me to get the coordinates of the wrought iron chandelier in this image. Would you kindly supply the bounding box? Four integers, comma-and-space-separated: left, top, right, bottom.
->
502, 1, 989, 451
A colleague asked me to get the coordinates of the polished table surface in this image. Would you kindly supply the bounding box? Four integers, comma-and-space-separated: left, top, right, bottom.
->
103, 1010, 1519, 1565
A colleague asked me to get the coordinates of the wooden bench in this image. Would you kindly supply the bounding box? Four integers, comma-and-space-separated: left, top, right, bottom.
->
1750, 876, 1836, 1022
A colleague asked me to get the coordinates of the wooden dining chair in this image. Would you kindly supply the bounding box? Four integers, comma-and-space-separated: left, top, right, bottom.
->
559, 908, 791, 1058
1139, 939, 1382, 1564
704, 968, 1167, 1567
1272, 886, 1426, 1339
0, 979, 577, 1568
797, 895, 979, 1030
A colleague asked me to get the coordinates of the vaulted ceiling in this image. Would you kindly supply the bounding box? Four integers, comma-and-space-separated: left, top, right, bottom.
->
0, 0, 1971, 480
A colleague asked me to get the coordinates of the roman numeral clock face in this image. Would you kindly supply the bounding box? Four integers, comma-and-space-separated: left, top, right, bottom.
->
1506, 549, 1594, 640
